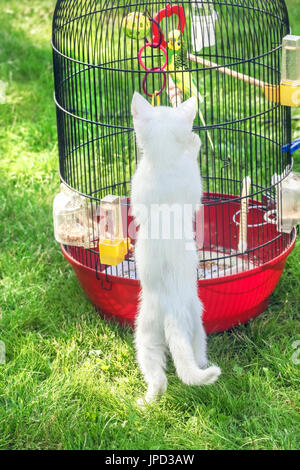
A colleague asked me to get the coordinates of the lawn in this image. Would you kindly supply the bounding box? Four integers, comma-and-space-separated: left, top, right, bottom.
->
0, 0, 299, 450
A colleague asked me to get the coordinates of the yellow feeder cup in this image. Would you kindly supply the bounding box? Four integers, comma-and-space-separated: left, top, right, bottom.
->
99, 195, 130, 266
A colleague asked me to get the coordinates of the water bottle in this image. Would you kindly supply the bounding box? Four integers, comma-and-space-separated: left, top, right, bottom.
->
191, 1, 218, 52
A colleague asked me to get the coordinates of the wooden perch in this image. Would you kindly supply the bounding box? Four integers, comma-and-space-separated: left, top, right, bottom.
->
238, 176, 251, 253
188, 53, 266, 87
188, 53, 279, 102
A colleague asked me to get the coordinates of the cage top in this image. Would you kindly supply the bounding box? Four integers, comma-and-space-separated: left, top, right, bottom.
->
52, 0, 289, 16
52, 0, 289, 69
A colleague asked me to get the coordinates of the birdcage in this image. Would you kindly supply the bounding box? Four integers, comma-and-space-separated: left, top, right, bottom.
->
52, 0, 299, 333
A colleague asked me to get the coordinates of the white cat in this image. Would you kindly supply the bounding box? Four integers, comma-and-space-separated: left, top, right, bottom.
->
131, 92, 221, 404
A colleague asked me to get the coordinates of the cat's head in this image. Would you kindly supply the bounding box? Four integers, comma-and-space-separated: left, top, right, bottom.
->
131, 92, 200, 160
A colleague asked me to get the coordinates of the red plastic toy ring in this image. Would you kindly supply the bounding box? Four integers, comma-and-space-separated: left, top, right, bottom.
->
142, 69, 167, 98
152, 4, 186, 49
138, 43, 168, 72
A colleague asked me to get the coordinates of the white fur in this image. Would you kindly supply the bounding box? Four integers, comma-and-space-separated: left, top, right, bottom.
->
131, 92, 221, 404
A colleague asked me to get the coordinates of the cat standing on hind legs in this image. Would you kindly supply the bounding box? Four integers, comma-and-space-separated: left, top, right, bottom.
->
131, 92, 221, 404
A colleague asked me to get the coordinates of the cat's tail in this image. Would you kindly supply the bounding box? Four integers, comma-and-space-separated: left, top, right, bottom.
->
165, 318, 221, 386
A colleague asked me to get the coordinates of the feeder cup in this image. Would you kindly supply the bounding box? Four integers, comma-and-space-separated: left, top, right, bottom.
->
99, 195, 130, 266
280, 35, 300, 106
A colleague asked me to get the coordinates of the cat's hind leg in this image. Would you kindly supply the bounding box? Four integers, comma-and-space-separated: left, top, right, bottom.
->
193, 320, 209, 369
192, 298, 209, 369
135, 307, 167, 404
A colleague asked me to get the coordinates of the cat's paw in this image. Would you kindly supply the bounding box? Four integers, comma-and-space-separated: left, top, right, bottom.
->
136, 397, 148, 408
136, 387, 167, 407
136, 395, 155, 408
201, 365, 221, 385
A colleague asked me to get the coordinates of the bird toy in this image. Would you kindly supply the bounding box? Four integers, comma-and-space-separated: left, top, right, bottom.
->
139, 4, 214, 149
137, 16, 167, 105
122, 12, 151, 39
151, 3, 186, 48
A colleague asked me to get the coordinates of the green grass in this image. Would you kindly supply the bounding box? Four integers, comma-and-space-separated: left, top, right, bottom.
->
0, 0, 299, 450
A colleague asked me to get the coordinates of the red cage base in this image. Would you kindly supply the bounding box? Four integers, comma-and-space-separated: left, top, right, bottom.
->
61, 196, 296, 333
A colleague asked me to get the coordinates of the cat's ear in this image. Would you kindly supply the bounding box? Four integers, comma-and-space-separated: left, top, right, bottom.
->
178, 96, 197, 123
131, 92, 152, 119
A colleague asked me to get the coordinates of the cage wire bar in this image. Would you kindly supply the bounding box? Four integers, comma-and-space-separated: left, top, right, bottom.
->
52, 0, 294, 282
